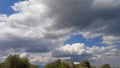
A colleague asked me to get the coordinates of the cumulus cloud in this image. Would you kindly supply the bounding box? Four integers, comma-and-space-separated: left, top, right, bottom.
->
52, 43, 87, 57
0, 0, 120, 66
102, 36, 120, 45
0, 0, 72, 52
0, 0, 120, 52
42, 0, 120, 37
52, 43, 120, 65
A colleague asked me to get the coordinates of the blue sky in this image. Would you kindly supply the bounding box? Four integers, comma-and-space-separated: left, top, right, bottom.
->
0, 0, 120, 66
0, 0, 24, 15
64, 34, 103, 47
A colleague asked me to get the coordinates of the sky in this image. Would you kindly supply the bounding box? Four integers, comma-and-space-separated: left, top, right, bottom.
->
0, 0, 120, 66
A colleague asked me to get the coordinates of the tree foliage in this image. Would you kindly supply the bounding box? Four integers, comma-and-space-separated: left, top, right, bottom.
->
3, 55, 30, 68
0, 55, 38, 68
80, 60, 91, 68
0, 55, 112, 68
44, 59, 94, 68
44, 59, 70, 68
101, 64, 111, 68
30, 64, 39, 68
0, 63, 3, 68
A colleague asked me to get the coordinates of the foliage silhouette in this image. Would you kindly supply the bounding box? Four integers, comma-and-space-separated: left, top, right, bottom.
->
101, 64, 111, 68
0, 55, 38, 68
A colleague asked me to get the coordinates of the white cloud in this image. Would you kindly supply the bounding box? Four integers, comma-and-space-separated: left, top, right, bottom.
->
0, 0, 119, 52
20, 52, 29, 58
102, 36, 120, 45
0, 0, 72, 52
0, 38, 119, 65
0, 0, 120, 66
80, 31, 102, 39
52, 43, 120, 65
29, 52, 53, 65
29, 52, 70, 65
52, 43, 86, 56
0, 14, 7, 22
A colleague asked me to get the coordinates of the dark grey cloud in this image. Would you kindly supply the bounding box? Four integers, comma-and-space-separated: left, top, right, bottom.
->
65, 54, 93, 62
0, 0, 120, 65
0, 0, 119, 53
0, 0, 120, 53
45, 0, 94, 29
0, 34, 57, 52
44, 0, 120, 36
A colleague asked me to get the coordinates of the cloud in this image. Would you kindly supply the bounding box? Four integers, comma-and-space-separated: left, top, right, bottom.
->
0, 0, 120, 65
102, 36, 120, 45
0, 0, 71, 52
0, 48, 70, 65
92, 0, 120, 9
43, 0, 120, 37
0, 35, 59, 52
0, 0, 120, 52
52, 43, 120, 65
52, 43, 87, 57
42, 0, 120, 46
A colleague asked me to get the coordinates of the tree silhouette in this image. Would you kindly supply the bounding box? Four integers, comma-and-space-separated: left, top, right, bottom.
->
44, 59, 70, 68
0, 55, 38, 68
80, 60, 91, 68
101, 64, 111, 68
3, 55, 30, 68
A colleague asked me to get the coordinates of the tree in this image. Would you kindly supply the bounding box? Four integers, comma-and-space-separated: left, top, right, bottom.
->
0, 55, 38, 68
44, 62, 57, 68
44, 59, 71, 68
58, 64, 66, 68
30, 64, 39, 68
3, 55, 30, 68
70, 62, 75, 68
101, 64, 111, 68
80, 60, 91, 68
59, 62, 70, 68
91, 66, 96, 68
0, 63, 3, 68
55, 59, 61, 67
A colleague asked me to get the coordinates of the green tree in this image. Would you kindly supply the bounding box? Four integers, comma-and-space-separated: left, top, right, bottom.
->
58, 64, 66, 68
80, 60, 91, 68
44, 60, 92, 68
30, 64, 39, 68
0, 63, 3, 68
44, 59, 71, 68
91, 66, 96, 68
101, 64, 111, 68
44, 62, 57, 68
60, 62, 70, 68
55, 59, 61, 67
3, 55, 30, 68
70, 62, 75, 68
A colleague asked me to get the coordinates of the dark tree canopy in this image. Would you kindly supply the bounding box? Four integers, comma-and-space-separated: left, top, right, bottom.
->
0, 55, 113, 68
0, 55, 38, 68
3, 55, 30, 68
44, 59, 93, 68
44, 59, 70, 68
101, 64, 111, 68
80, 60, 91, 68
